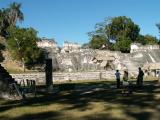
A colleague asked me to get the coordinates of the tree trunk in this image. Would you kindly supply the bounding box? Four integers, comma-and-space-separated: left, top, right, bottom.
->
22, 58, 25, 72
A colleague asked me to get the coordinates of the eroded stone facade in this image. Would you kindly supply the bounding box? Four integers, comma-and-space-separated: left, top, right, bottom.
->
37, 39, 160, 77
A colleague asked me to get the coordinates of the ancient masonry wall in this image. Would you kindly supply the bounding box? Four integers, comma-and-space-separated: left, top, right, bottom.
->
11, 71, 116, 84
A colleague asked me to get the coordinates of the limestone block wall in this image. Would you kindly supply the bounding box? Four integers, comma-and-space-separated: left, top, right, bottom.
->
11, 73, 45, 84
11, 71, 116, 84
131, 43, 160, 53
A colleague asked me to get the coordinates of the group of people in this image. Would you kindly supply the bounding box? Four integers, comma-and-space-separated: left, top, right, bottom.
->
115, 67, 144, 89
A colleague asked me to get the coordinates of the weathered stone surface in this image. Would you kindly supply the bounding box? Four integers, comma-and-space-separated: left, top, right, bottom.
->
53, 48, 160, 74
11, 70, 126, 84
0, 64, 18, 99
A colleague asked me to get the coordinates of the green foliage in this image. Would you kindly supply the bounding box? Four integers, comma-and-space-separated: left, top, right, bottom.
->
6, 2, 24, 26
88, 19, 110, 49
136, 34, 158, 45
0, 2, 46, 70
106, 16, 140, 52
88, 16, 140, 52
0, 9, 9, 36
143, 35, 158, 45
0, 2, 23, 37
6, 26, 44, 69
114, 37, 132, 53
106, 16, 140, 42
136, 35, 146, 45
89, 35, 107, 49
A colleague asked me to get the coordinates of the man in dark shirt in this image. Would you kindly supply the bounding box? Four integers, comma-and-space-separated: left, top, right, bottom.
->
137, 67, 144, 87
115, 70, 121, 88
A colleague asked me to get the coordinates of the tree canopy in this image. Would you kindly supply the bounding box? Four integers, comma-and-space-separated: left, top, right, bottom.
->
89, 35, 107, 49
0, 2, 45, 70
6, 2, 24, 26
88, 16, 159, 52
0, 2, 23, 37
6, 26, 44, 70
106, 16, 140, 43
88, 16, 141, 52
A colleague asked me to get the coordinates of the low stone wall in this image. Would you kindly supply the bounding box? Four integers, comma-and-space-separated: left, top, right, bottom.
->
11, 71, 115, 84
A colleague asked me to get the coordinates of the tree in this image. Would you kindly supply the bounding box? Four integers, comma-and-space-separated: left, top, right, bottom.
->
136, 34, 158, 45
114, 37, 132, 53
89, 35, 107, 49
88, 19, 111, 49
6, 26, 43, 71
0, 37, 5, 62
106, 16, 140, 52
0, 9, 9, 36
143, 35, 158, 45
6, 2, 24, 26
136, 35, 146, 45
88, 16, 140, 52
106, 16, 140, 42
0, 2, 23, 37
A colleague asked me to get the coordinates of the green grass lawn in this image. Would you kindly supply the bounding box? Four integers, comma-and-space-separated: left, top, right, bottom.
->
0, 80, 160, 120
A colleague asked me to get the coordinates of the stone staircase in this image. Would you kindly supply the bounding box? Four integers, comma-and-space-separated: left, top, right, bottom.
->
0, 64, 19, 99
121, 54, 138, 75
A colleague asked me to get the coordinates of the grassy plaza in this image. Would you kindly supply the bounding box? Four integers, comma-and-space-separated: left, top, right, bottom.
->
0, 79, 160, 120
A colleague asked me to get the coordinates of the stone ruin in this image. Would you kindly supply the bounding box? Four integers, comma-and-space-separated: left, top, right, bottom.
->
38, 40, 160, 78
1, 41, 160, 99
0, 64, 20, 99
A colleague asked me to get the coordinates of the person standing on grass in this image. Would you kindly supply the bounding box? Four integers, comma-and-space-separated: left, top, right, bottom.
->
123, 70, 128, 81
115, 70, 121, 88
122, 70, 130, 94
137, 67, 144, 87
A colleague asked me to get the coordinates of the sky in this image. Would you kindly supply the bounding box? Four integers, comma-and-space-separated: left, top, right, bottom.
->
0, 0, 160, 46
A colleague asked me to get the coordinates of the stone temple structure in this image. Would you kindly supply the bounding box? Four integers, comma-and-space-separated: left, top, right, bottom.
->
61, 41, 81, 53
37, 37, 59, 51
37, 39, 160, 77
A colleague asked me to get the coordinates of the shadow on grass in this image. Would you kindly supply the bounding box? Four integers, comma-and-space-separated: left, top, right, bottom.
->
0, 80, 160, 120
0, 111, 60, 120
83, 111, 153, 120
126, 111, 152, 120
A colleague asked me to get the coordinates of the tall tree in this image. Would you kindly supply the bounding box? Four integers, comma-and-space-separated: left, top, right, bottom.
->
0, 2, 23, 37
0, 9, 9, 36
6, 26, 43, 71
106, 16, 140, 52
6, 2, 24, 26
88, 16, 140, 52
88, 19, 111, 49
